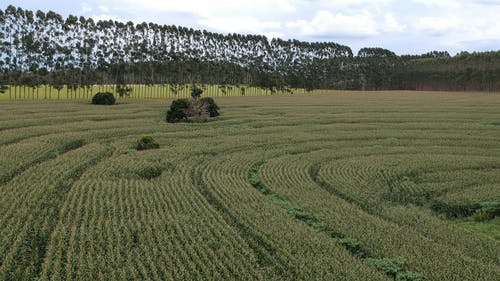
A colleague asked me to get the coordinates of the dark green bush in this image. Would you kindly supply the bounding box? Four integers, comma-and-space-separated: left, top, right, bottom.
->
200, 97, 220, 117
92, 92, 115, 105
136, 136, 160, 151
166, 98, 190, 122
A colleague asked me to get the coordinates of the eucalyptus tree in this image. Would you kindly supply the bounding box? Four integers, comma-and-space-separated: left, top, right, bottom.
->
0, 9, 6, 72
0, 72, 8, 94
5, 6, 17, 72
13, 8, 25, 72
42, 11, 61, 71
357, 47, 399, 90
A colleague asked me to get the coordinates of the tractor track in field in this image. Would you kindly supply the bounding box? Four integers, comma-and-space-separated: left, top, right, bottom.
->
0, 139, 87, 187
190, 165, 295, 279
247, 161, 423, 281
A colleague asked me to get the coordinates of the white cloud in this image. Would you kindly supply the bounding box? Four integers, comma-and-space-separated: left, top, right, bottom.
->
91, 14, 120, 22
55, 0, 500, 54
113, 0, 297, 18
416, 17, 461, 35
327, 0, 392, 7
264, 32, 286, 39
471, 0, 500, 6
198, 17, 282, 34
98, 5, 110, 13
455, 18, 500, 42
412, 0, 459, 8
79, 2, 92, 14
277, 0, 297, 13
382, 13, 405, 32
287, 10, 379, 38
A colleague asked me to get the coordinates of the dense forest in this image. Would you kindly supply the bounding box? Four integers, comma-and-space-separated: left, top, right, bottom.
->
1, 5, 500, 92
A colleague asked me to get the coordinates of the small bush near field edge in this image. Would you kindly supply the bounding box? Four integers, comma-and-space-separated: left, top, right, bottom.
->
92, 92, 116, 105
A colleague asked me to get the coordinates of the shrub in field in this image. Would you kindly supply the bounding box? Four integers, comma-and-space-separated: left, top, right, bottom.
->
166, 98, 190, 122
166, 87, 220, 123
200, 97, 220, 117
186, 98, 221, 122
92, 92, 115, 105
472, 202, 500, 221
184, 99, 211, 123
136, 136, 160, 151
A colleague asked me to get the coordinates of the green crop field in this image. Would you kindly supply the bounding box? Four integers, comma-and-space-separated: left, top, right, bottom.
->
1, 91, 500, 280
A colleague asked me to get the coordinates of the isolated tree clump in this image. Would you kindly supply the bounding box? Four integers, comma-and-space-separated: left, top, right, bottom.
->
166, 87, 220, 123
136, 136, 160, 150
92, 92, 116, 105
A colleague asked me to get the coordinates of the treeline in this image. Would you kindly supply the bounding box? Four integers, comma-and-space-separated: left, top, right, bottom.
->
1, 5, 500, 93
396, 51, 500, 91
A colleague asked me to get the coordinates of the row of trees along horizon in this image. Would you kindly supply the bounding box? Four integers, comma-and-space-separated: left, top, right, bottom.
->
1, 5, 500, 97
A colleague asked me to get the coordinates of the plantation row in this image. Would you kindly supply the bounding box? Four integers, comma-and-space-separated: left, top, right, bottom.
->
3, 5, 500, 93
0, 92, 499, 280
0, 84, 318, 100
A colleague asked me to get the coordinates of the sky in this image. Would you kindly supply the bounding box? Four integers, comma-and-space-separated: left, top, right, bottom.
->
3, 0, 500, 55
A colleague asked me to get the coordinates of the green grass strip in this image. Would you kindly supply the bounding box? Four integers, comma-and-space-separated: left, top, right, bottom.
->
248, 163, 423, 281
